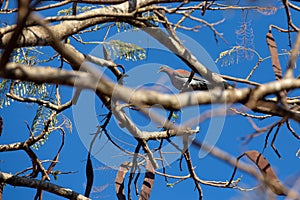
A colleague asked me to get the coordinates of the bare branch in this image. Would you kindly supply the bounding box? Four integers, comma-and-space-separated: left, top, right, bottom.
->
192, 141, 300, 200
2, 62, 300, 122
6, 92, 72, 112
0, 171, 89, 200
0, 0, 32, 67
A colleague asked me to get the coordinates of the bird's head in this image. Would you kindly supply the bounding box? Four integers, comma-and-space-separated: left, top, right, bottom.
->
158, 65, 170, 73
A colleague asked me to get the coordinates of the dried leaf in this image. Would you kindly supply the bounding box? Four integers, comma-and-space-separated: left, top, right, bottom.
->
245, 150, 285, 195
115, 162, 131, 200
0, 116, 3, 136
139, 160, 155, 200
266, 31, 282, 80
84, 152, 94, 198
266, 31, 287, 104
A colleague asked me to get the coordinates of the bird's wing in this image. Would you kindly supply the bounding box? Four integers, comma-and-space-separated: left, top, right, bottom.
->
174, 69, 191, 78
175, 69, 207, 82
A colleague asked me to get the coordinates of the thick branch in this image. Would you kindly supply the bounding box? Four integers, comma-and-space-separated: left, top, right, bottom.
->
1, 63, 300, 121
0, 171, 89, 200
0, 0, 186, 48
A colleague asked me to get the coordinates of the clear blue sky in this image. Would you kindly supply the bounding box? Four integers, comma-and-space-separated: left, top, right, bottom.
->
1, 1, 300, 200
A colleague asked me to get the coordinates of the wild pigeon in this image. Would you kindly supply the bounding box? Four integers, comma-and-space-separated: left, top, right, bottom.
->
158, 66, 232, 91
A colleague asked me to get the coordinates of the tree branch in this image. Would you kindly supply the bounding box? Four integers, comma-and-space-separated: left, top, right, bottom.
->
0, 171, 89, 200
1, 62, 300, 121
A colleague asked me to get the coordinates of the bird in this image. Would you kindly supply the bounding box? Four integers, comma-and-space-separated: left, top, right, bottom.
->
158, 66, 232, 91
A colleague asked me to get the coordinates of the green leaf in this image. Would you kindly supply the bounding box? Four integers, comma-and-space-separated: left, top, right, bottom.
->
57, 5, 96, 16
0, 79, 11, 108
115, 22, 136, 33
105, 40, 146, 61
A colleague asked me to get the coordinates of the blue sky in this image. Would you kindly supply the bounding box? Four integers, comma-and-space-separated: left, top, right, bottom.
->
1, 1, 300, 200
